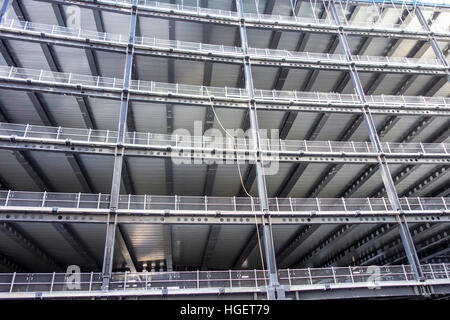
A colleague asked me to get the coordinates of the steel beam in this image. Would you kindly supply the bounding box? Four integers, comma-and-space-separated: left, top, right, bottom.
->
329, 0, 424, 282
0, 0, 11, 24
52, 222, 100, 270
276, 225, 320, 267
121, 157, 136, 195
75, 96, 96, 129
236, 0, 281, 299
293, 224, 358, 267
163, 224, 173, 271
0, 251, 26, 272
116, 225, 138, 273
321, 223, 398, 267
400, 166, 449, 198
12, 150, 55, 191
26, 92, 55, 127
0, 222, 63, 271
65, 153, 96, 193
101, 0, 138, 290
200, 224, 220, 270
232, 226, 263, 269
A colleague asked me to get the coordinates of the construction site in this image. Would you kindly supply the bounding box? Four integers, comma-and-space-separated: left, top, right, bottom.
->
0, 0, 449, 300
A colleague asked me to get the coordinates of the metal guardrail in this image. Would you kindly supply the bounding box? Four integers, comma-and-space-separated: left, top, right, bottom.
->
1, 122, 449, 156
1, 19, 445, 69
0, 66, 449, 109
0, 264, 449, 294
0, 190, 448, 213
88, 0, 450, 35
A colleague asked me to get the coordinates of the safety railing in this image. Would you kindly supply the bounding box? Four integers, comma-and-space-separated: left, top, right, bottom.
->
1, 19, 445, 69
1, 66, 449, 109
79, 0, 450, 37
0, 190, 448, 213
0, 264, 449, 294
1, 122, 450, 157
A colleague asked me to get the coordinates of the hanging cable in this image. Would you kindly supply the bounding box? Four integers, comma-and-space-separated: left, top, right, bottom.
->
203, 86, 269, 298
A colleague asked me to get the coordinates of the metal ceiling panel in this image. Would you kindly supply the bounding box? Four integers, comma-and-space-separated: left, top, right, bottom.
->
209, 224, 255, 269
135, 56, 168, 82
172, 224, 210, 267
318, 164, 370, 198
288, 163, 330, 197
51, 46, 92, 76
210, 63, 241, 87
382, 115, 420, 142
285, 112, 319, 140
131, 102, 168, 133
251, 66, 279, 90
310, 70, 342, 92
39, 93, 86, 129
138, 17, 170, 39
173, 164, 207, 196
95, 51, 125, 79
120, 223, 166, 263
77, 154, 114, 194
6, 39, 49, 70
211, 164, 249, 196
281, 68, 310, 91
17, 222, 87, 267
87, 97, 120, 131
0, 89, 44, 125
174, 60, 204, 85
0, 150, 40, 191
127, 157, 167, 195
21, 0, 58, 25
100, 10, 130, 36
26, 150, 84, 192
316, 113, 353, 141
0, 228, 50, 271
70, 223, 106, 263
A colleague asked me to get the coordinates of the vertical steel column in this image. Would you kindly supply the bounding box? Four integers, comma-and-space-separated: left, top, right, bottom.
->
235, 0, 282, 300
0, 0, 11, 23
101, 0, 138, 291
328, 1, 424, 281
415, 7, 449, 70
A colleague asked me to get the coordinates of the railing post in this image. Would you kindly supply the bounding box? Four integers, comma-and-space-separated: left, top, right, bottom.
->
197, 270, 200, 289
331, 267, 337, 284
442, 197, 448, 210
429, 264, 436, 280
9, 272, 15, 293
402, 264, 408, 281
124, 271, 127, 290
308, 268, 313, 285
229, 270, 232, 288
89, 272, 93, 292
254, 269, 258, 288
41, 191, 46, 207
5, 189, 11, 206
145, 271, 148, 290
50, 272, 55, 292
349, 266, 354, 284
287, 268, 291, 287
443, 263, 449, 279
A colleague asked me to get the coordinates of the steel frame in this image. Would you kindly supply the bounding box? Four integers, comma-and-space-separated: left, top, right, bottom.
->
0, 0, 448, 300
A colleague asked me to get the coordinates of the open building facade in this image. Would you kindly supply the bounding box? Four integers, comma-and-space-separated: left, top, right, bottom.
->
0, 0, 449, 299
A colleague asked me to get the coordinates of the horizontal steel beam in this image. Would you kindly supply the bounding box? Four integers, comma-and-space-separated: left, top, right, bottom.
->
1, 25, 447, 75
0, 74, 448, 116
32, 0, 450, 41
1, 133, 449, 165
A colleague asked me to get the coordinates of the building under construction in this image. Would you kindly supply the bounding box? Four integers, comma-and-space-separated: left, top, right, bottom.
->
0, 0, 449, 300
